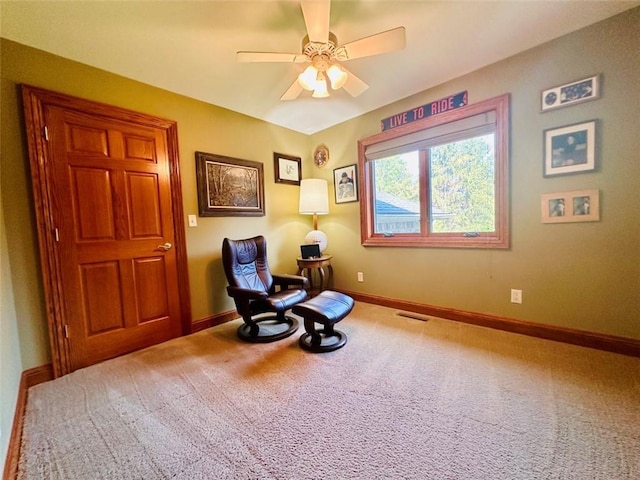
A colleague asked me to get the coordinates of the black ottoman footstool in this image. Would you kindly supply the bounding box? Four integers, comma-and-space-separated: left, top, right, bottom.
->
292, 290, 354, 353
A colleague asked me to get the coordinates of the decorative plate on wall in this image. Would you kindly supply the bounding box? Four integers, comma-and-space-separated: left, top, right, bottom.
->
313, 144, 329, 168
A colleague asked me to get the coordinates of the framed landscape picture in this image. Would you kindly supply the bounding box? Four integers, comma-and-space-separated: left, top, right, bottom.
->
196, 151, 265, 216
543, 120, 596, 177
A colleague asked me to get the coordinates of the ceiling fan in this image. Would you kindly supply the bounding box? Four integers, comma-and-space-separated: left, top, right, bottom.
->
237, 0, 406, 100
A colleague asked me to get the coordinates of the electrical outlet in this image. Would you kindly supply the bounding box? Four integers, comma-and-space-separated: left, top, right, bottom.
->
511, 289, 522, 304
188, 214, 198, 227
357, 272, 364, 282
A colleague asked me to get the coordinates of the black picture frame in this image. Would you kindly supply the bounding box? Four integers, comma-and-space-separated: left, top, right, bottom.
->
274, 152, 301, 185
195, 151, 265, 217
333, 164, 358, 204
300, 243, 322, 259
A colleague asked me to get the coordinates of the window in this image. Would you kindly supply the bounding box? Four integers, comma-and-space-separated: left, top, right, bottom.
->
358, 94, 509, 248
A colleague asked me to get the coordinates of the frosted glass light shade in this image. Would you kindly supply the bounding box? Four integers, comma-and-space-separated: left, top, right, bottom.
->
312, 77, 329, 98
298, 66, 318, 91
327, 64, 348, 90
299, 179, 329, 215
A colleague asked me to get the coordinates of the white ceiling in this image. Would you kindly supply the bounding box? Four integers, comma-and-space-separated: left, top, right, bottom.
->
2, 1, 638, 135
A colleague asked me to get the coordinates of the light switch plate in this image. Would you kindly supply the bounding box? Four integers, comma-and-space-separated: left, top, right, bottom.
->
510, 289, 522, 304
188, 214, 198, 227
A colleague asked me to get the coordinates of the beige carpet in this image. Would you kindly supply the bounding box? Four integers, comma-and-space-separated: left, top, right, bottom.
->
18, 302, 640, 479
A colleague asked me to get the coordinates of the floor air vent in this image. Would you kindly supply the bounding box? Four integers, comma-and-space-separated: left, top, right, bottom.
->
396, 312, 431, 322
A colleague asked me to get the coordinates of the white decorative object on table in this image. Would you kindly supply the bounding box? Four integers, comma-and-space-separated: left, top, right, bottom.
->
304, 230, 328, 253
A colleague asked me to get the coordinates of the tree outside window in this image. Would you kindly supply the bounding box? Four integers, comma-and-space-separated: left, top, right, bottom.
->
358, 94, 509, 248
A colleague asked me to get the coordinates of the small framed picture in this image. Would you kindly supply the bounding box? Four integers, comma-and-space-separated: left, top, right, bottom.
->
541, 74, 600, 112
273, 153, 301, 185
333, 164, 358, 204
541, 189, 599, 223
543, 120, 596, 177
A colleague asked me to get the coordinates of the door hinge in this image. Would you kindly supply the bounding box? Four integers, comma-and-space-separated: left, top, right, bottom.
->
54, 227, 60, 242
43, 126, 49, 141
63, 325, 69, 338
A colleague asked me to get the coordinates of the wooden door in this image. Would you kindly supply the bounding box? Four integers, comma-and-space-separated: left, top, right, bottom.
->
22, 86, 191, 376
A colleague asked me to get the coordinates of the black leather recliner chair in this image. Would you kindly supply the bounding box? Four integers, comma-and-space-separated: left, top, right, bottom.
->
222, 236, 308, 342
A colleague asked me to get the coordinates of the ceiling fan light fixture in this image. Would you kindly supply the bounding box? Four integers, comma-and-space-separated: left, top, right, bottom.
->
237, 2, 406, 102
298, 65, 318, 91
312, 75, 329, 98
326, 63, 348, 90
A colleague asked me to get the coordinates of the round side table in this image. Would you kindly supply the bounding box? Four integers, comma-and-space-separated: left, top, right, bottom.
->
296, 255, 333, 295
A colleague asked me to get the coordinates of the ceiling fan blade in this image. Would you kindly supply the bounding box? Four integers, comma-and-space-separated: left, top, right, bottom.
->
281, 80, 304, 101
237, 51, 308, 63
301, 0, 330, 43
341, 67, 369, 97
340, 27, 406, 60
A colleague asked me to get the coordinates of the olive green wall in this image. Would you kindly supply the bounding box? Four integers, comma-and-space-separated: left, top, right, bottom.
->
311, 8, 640, 340
1, 8, 639, 473
0, 185, 23, 475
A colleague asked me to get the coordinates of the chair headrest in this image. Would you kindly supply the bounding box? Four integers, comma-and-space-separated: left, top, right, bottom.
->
235, 239, 258, 264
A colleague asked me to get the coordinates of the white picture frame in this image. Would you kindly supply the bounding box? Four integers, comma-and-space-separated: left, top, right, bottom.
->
541, 75, 600, 112
543, 120, 596, 177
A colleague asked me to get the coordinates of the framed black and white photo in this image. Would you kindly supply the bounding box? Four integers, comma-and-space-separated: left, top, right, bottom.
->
541, 75, 600, 112
544, 120, 596, 177
541, 189, 599, 223
333, 164, 358, 204
196, 151, 265, 216
274, 152, 301, 185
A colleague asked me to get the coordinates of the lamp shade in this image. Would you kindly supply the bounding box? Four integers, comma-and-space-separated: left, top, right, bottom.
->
298, 65, 318, 91
311, 76, 329, 98
299, 178, 329, 252
299, 179, 329, 215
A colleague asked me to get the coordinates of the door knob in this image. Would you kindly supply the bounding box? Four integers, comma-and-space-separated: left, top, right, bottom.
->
157, 242, 173, 251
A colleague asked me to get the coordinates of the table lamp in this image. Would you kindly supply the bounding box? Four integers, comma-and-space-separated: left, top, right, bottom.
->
299, 178, 329, 252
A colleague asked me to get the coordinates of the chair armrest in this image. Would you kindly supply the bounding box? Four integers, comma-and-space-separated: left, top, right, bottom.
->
273, 273, 309, 289
226, 286, 269, 301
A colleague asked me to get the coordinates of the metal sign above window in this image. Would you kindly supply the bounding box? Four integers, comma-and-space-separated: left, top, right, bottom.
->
380, 91, 468, 132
